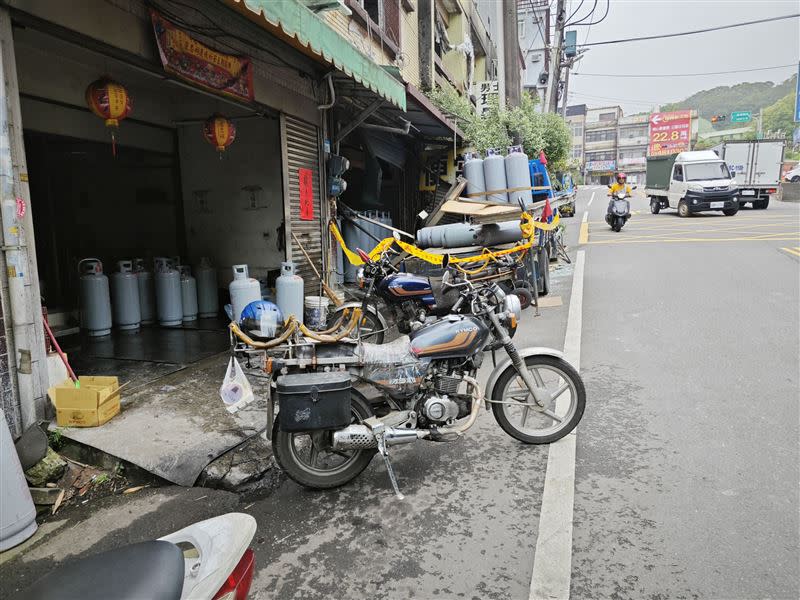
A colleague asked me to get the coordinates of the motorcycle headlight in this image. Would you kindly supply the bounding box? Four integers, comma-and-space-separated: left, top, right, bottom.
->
503, 293, 522, 325
356, 267, 365, 289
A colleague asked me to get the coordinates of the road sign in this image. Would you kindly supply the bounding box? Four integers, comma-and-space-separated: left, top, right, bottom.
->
731, 111, 752, 123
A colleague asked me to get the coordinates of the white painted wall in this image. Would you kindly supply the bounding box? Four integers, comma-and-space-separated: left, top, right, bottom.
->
178, 117, 285, 285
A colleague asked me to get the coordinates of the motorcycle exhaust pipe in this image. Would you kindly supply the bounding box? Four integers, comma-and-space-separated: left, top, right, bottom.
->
332, 425, 428, 450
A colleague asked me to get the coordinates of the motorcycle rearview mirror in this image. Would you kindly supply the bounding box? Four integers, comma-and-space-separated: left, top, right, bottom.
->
632, 185, 638, 190
441, 253, 450, 269
393, 231, 401, 241
607, 184, 612, 189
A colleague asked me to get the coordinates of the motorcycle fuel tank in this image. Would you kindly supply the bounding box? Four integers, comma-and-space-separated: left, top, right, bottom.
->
379, 273, 436, 307
409, 315, 490, 359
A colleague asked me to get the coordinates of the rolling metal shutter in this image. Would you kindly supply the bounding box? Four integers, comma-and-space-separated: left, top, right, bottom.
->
281, 114, 325, 296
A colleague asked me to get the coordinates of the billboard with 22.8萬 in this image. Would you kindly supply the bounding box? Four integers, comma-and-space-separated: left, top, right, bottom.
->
648, 110, 692, 156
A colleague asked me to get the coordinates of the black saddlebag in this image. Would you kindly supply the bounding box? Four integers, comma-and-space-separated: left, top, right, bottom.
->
277, 372, 352, 432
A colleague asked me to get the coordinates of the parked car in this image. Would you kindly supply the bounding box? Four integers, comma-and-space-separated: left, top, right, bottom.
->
784, 164, 800, 183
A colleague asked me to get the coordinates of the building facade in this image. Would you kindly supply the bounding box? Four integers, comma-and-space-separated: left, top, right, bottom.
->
565, 104, 587, 172
517, 0, 549, 107
617, 114, 650, 185
0, 0, 506, 432
583, 105, 621, 185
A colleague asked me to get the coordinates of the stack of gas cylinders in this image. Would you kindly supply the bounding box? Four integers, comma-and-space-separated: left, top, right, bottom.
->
78, 256, 220, 336
463, 145, 537, 206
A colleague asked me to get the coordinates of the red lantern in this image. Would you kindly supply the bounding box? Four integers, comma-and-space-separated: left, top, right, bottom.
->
86, 77, 132, 156
203, 113, 236, 155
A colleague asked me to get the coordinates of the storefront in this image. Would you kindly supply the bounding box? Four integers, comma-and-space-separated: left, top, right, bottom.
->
0, 0, 406, 429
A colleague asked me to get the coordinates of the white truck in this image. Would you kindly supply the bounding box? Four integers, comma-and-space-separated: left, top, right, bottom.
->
711, 140, 784, 209
645, 151, 740, 217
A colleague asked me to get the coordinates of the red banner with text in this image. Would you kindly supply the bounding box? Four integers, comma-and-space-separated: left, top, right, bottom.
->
150, 9, 254, 102
648, 110, 692, 157
298, 168, 315, 221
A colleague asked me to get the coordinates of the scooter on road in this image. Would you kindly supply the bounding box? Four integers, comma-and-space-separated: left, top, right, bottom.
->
605, 186, 636, 232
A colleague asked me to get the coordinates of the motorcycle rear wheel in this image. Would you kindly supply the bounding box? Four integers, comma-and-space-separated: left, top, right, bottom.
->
491, 355, 585, 444
272, 390, 376, 489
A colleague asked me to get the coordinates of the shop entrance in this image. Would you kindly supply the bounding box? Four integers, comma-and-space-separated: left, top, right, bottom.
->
15, 25, 287, 386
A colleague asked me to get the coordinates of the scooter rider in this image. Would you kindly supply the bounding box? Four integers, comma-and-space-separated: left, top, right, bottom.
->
607, 172, 632, 213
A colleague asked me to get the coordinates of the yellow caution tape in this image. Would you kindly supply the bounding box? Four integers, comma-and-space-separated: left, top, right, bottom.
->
330, 211, 560, 268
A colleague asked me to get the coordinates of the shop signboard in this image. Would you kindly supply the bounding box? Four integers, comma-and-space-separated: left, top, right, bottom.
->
150, 10, 254, 102
586, 160, 616, 172
474, 81, 500, 115
648, 110, 692, 156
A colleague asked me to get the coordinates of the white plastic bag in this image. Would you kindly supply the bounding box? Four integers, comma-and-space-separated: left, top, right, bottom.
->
219, 357, 254, 413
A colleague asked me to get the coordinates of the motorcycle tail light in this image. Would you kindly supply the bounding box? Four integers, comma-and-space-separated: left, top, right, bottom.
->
212, 548, 255, 600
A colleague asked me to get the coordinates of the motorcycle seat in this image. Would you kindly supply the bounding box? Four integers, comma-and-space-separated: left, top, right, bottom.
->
361, 335, 414, 364
16, 541, 184, 600
428, 276, 459, 315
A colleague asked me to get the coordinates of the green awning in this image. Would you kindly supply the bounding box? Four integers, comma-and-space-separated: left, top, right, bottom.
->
226, 0, 406, 111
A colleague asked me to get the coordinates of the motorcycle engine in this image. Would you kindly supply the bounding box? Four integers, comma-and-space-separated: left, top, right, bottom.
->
422, 395, 460, 424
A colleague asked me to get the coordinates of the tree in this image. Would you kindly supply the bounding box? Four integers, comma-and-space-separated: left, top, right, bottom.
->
762, 92, 797, 140
427, 87, 572, 169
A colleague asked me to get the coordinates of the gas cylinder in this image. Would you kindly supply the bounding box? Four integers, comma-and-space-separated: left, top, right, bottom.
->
111, 260, 141, 331
464, 152, 486, 199
483, 148, 508, 203
276, 261, 304, 324
78, 258, 112, 337
195, 257, 219, 318
229, 264, 261, 323
178, 266, 198, 322
154, 257, 183, 327
133, 258, 155, 325
505, 145, 532, 207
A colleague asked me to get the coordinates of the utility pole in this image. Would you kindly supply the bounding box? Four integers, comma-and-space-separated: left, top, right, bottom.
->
502, 0, 521, 108
544, 0, 566, 113
560, 53, 584, 117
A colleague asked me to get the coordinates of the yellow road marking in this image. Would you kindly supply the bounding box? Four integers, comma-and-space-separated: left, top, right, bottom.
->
781, 247, 800, 257
578, 222, 589, 245
589, 235, 800, 246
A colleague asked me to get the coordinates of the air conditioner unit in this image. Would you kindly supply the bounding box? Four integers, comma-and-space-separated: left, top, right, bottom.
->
299, 0, 351, 15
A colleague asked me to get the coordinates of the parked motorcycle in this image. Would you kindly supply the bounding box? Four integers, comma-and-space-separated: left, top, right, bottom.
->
328, 246, 529, 343
15, 513, 257, 600
268, 256, 586, 498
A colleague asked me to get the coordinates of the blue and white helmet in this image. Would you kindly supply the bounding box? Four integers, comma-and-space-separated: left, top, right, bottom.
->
240, 300, 283, 338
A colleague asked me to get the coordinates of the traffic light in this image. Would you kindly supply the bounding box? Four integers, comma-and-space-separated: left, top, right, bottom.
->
710, 115, 727, 123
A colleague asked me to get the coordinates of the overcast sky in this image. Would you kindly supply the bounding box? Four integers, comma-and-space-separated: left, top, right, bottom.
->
564, 0, 800, 114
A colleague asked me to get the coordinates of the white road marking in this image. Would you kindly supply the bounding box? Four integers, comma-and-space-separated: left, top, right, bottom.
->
586, 192, 594, 208
581, 211, 588, 223
529, 250, 585, 600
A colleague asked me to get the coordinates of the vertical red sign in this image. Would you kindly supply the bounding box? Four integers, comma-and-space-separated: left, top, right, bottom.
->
298, 168, 314, 221
648, 110, 693, 156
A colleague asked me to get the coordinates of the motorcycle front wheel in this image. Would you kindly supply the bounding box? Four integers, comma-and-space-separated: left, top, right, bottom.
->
491, 355, 585, 444
272, 390, 376, 489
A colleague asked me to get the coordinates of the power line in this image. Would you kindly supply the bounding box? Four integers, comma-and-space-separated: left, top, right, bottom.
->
566, 0, 595, 26
574, 63, 797, 78
568, 0, 609, 27
578, 13, 800, 47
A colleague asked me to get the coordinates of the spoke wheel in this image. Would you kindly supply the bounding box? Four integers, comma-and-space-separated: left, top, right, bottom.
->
272, 390, 376, 489
491, 355, 585, 444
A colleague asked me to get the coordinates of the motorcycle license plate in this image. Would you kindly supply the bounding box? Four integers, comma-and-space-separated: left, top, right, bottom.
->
741, 190, 755, 196
710, 201, 724, 208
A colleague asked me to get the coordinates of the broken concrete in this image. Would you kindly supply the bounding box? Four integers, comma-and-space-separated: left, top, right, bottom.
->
24, 448, 66, 487
56, 352, 274, 487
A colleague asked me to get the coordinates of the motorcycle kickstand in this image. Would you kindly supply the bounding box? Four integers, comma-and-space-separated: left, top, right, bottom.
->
375, 432, 404, 500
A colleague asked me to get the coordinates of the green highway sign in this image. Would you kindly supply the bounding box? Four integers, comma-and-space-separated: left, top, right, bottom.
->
731, 111, 752, 123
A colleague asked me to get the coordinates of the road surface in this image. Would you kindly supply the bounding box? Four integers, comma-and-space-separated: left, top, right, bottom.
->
2, 188, 798, 600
